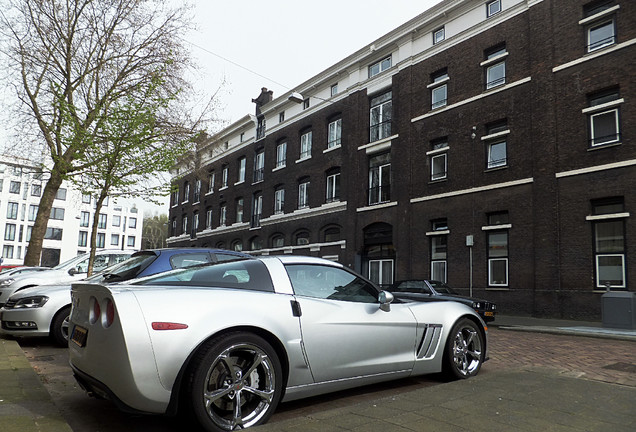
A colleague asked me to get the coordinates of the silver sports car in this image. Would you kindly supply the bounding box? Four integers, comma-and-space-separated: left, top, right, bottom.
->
69, 256, 488, 431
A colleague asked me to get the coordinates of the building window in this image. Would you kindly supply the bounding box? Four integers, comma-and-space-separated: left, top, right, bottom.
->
220, 205, 227, 226
330, 83, 338, 96
96, 232, 105, 248
98, 213, 107, 229
222, 165, 229, 188
182, 214, 189, 234
256, 117, 266, 140
50, 207, 65, 220
4, 223, 16, 241
370, 91, 392, 142
29, 205, 39, 222
486, 211, 509, 287
78, 231, 88, 247
274, 186, 285, 215
127, 236, 135, 247
183, 182, 190, 203
110, 234, 119, 246
430, 219, 448, 283
192, 212, 199, 236
82, 193, 91, 204
193, 179, 201, 202
251, 193, 263, 228
430, 69, 449, 109
328, 118, 342, 149
31, 183, 42, 197
171, 218, 177, 237
485, 120, 509, 169
240, 132, 245, 142
276, 141, 287, 168
236, 198, 244, 223
55, 188, 67, 200
129, 217, 137, 229
298, 179, 310, 209
45, 227, 63, 241
295, 231, 310, 246
368, 153, 391, 205
272, 235, 284, 248
369, 56, 392, 78
300, 131, 312, 160
208, 171, 215, 194
279, 111, 285, 123
586, 89, 621, 147
171, 186, 179, 206
487, 0, 502, 17
483, 45, 507, 89
2, 245, 14, 259
429, 138, 449, 181
433, 26, 445, 44
231, 239, 243, 252
303, 98, 310, 110
6, 202, 18, 220
326, 169, 340, 203
583, 1, 617, 52
206, 208, 213, 229
112, 214, 121, 227
9, 181, 20, 194
253, 151, 265, 183
591, 197, 626, 289
324, 227, 341, 242
238, 157, 246, 183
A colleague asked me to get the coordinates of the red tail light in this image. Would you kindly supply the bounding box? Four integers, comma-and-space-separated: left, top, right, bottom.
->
105, 299, 115, 328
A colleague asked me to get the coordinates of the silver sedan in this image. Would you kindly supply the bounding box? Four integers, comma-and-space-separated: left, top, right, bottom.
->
69, 256, 488, 431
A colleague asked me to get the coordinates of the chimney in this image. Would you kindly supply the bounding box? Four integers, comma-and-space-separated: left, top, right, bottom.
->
252, 87, 274, 117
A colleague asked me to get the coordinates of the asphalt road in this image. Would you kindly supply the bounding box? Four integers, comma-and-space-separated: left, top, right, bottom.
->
17, 328, 636, 431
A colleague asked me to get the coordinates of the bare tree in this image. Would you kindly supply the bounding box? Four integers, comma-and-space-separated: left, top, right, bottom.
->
0, 0, 207, 266
142, 213, 169, 249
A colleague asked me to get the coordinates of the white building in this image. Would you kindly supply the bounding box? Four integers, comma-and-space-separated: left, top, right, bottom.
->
0, 156, 142, 267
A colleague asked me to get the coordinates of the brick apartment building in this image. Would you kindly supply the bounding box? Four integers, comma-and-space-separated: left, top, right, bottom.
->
167, 0, 635, 320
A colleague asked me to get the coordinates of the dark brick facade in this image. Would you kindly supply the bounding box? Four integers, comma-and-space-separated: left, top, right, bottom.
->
168, 0, 635, 320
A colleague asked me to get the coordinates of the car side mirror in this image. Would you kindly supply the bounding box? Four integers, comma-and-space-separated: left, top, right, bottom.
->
378, 290, 394, 312
68, 267, 79, 276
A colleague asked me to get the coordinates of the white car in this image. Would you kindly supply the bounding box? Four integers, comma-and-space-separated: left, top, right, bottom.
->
0, 250, 132, 307
69, 256, 488, 431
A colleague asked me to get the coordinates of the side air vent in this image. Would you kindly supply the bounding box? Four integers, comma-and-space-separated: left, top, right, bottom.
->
416, 324, 443, 359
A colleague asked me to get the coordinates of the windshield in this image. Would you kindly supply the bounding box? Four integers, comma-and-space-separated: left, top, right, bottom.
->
427, 280, 458, 295
52, 254, 87, 270
88, 253, 157, 282
390, 280, 431, 294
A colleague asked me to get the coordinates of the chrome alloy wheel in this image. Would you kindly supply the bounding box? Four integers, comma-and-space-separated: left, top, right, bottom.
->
451, 323, 483, 377
202, 342, 277, 430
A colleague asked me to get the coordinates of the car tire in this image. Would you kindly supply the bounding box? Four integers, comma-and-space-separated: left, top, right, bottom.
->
443, 318, 484, 380
186, 332, 283, 432
50, 306, 71, 347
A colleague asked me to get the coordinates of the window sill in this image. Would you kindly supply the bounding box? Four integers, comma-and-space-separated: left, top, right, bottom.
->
428, 177, 448, 184
356, 201, 398, 213
485, 165, 508, 172
219, 186, 228, 191
273, 165, 286, 172
485, 287, 510, 291
588, 142, 622, 151
205, 191, 214, 196
295, 156, 312, 164
234, 180, 245, 186
323, 144, 341, 154
578, 5, 620, 25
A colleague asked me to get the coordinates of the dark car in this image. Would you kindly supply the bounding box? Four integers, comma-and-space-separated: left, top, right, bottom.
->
389, 280, 497, 322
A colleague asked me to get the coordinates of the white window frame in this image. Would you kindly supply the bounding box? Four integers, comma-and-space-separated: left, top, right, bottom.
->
369, 162, 391, 205
368, 259, 394, 287
236, 198, 244, 223
487, 0, 501, 17
370, 92, 392, 142
587, 19, 615, 52
431, 153, 448, 180
206, 209, 213, 229
369, 56, 392, 78
589, 108, 620, 146
252, 194, 263, 227
431, 84, 447, 109
328, 119, 342, 149
276, 142, 287, 168
222, 166, 229, 188
486, 61, 506, 89
274, 188, 285, 214
298, 181, 309, 209
326, 172, 340, 202
488, 258, 509, 286
300, 131, 312, 160
596, 254, 626, 289
433, 27, 445, 44
219, 206, 227, 226
238, 157, 246, 183
487, 140, 507, 169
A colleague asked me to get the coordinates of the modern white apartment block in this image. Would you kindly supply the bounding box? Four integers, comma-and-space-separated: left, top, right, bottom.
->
0, 156, 142, 267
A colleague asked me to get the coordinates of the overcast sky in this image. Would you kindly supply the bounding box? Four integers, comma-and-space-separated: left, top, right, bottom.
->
187, 0, 443, 127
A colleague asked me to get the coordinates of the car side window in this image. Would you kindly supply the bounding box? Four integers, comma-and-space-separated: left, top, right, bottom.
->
285, 264, 378, 303
170, 253, 212, 268
395, 280, 431, 294
75, 257, 90, 274
215, 253, 243, 262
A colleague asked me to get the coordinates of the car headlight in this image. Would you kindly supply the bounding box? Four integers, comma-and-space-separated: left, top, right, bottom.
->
13, 296, 49, 308
0, 278, 15, 286
472, 301, 482, 309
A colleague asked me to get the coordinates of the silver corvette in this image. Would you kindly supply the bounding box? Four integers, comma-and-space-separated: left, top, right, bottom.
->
69, 256, 488, 431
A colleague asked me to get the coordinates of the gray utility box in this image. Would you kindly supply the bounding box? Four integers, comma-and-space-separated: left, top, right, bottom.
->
601, 291, 636, 329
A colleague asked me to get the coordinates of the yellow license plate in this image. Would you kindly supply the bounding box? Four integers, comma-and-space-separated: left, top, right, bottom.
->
484, 311, 494, 317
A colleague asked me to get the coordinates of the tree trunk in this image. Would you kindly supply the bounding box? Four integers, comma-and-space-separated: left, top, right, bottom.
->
87, 193, 108, 277
23, 171, 64, 266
